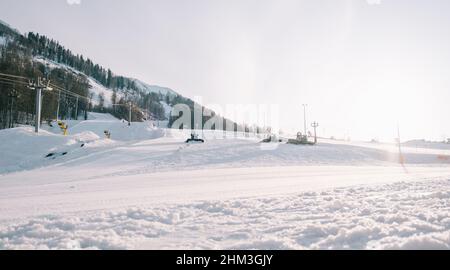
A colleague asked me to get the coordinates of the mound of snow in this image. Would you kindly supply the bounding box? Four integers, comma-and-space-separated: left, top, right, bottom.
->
0, 126, 114, 174
0, 127, 73, 174
70, 131, 101, 142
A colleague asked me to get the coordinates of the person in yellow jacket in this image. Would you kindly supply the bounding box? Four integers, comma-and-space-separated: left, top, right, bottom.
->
58, 121, 68, 136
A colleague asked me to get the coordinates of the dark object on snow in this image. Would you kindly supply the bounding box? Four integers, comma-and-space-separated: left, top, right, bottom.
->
186, 133, 204, 143
45, 151, 68, 159
261, 135, 282, 143
80, 143, 85, 148
287, 132, 316, 145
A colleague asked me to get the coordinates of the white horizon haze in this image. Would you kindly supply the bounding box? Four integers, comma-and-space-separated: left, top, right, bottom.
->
1, 0, 449, 142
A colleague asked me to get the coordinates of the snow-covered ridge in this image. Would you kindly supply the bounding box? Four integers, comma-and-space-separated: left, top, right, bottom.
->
131, 78, 178, 96
0, 19, 21, 35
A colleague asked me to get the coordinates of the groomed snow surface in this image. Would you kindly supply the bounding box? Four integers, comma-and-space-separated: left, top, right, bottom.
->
1, 113, 450, 250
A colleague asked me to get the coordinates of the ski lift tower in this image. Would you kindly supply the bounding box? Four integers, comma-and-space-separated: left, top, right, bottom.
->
28, 77, 53, 133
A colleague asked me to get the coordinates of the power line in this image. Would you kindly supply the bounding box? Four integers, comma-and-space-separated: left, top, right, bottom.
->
0, 72, 29, 81
0, 80, 23, 87
0, 72, 90, 102
48, 82, 91, 102
0, 77, 29, 86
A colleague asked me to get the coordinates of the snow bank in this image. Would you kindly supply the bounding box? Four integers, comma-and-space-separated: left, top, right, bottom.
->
1, 179, 449, 250
0, 115, 167, 174
0, 126, 111, 174
0, 127, 71, 174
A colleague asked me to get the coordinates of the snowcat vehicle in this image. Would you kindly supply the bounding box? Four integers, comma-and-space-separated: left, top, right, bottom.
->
186, 133, 205, 143
287, 132, 316, 145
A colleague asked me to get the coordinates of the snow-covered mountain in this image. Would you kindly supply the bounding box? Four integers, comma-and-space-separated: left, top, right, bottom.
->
0, 19, 239, 129
0, 20, 186, 121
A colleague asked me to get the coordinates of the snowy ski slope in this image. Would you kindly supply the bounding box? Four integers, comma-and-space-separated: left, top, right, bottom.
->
1, 113, 450, 249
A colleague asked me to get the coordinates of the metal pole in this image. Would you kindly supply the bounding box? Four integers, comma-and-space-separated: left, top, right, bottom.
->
129, 102, 132, 126
56, 90, 61, 121
35, 87, 42, 133
8, 90, 14, 129
10, 94, 14, 128
75, 96, 79, 120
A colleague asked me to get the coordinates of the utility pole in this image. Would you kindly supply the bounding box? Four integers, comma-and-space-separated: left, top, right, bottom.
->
35, 86, 42, 132
8, 89, 18, 129
302, 104, 308, 137
56, 90, 61, 121
28, 77, 53, 133
75, 96, 79, 120
129, 102, 132, 126
311, 122, 319, 144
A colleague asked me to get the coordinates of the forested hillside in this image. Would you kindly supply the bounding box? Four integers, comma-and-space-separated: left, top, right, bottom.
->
0, 20, 249, 132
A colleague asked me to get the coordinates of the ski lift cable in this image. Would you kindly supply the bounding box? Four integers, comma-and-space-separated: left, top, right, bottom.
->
0, 76, 28, 83
0, 77, 30, 86
0, 72, 90, 102
0, 72, 29, 81
0, 78, 82, 104
0, 78, 28, 85
0, 78, 82, 101
48, 82, 90, 101
49, 84, 83, 98
0, 80, 21, 87
54, 89, 90, 103
45, 82, 93, 103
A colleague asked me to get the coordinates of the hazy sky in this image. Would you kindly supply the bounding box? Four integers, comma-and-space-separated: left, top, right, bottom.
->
1, 0, 450, 141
